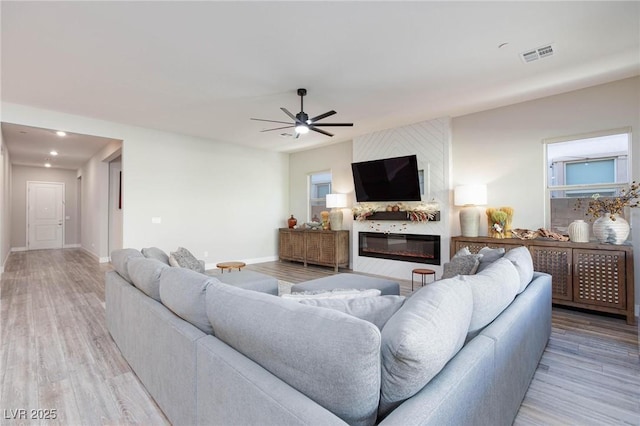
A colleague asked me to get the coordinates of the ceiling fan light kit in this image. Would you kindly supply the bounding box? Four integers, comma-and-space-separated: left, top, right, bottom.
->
251, 88, 353, 138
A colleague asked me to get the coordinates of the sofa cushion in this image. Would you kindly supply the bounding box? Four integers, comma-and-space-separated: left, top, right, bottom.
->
459, 257, 520, 335
442, 254, 481, 279
141, 246, 170, 265
159, 267, 217, 334
205, 281, 381, 426
378, 278, 473, 416
298, 295, 406, 330
504, 246, 534, 293
169, 247, 205, 273
476, 246, 506, 272
110, 248, 144, 282
281, 288, 381, 300
127, 257, 170, 301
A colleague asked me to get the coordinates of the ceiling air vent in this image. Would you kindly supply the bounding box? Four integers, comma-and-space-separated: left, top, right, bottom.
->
520, 44, 555, 63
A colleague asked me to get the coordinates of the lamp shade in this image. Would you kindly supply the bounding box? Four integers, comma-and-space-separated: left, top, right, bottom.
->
326, 193, 348, 209
454, 184, 487, 206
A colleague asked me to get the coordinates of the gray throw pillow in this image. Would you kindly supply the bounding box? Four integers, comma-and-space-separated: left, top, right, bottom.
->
141, 246, 170, 265
110, 248, 144, 282
159, 267, 218, 334
459, 257, 520, 335
503, 246, 534, 293
298, 295, 406, 330
127, 257, 170, 301
379, 277, 473, 417
476, 246, 506, 272
169, 247, 204, 273
441, 254, 482, 279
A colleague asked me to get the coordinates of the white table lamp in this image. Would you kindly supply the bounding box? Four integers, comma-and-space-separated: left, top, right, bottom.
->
326, 193, 348, 231
454, 185, 487, 237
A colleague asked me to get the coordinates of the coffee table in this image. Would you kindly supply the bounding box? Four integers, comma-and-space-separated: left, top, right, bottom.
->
216, 261, 246, 273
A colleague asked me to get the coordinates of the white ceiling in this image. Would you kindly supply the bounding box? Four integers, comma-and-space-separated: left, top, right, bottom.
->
1, 1, 639, 163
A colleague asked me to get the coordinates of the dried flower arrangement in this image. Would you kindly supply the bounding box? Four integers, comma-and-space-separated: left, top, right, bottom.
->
574, 181, 640, 221
352, 201, 439, 222
486, 207, 514, 238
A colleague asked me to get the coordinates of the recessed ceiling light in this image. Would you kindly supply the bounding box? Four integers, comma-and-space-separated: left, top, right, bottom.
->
56, 131, 67, 137
44, 163, 52, 168
50, 150, 58, 156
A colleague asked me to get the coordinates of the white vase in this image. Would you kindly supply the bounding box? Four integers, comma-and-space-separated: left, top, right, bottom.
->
567, 220, 589, 243
592, 214, 630, 245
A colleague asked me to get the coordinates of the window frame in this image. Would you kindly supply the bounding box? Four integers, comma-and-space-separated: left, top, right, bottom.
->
543, 127, 632, 231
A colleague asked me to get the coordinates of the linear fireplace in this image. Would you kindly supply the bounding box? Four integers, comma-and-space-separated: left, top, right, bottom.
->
358, 232, 441, 265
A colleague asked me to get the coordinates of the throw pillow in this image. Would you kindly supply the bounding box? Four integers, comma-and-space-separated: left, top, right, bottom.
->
169, 247, 205, 273
453, 246, 472, 257
159, 267, 218, 334
127, 257, 170, 302
378, 277, 473, 417
205, 281, 381, 426
298, 295, 406, 330
110, 248, 144, 282
458, 257, 520, 335
476, 246, 506, 272
141, 246, 170, 265
441, 254, 482, 279
503, 246, 534, 293
281, 288, 381, 300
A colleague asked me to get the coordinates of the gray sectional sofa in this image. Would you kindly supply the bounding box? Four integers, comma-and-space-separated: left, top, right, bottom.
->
106, 246, 551, 426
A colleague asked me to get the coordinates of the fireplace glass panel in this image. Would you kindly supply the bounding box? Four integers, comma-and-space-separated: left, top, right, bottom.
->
358, 232, 441, 265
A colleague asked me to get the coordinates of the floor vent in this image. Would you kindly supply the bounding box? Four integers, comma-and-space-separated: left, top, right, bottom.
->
520, 44, 555, 63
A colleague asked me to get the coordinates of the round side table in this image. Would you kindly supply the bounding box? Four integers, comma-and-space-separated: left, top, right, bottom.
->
411, 268, 436, 291
216, 261, 246, 273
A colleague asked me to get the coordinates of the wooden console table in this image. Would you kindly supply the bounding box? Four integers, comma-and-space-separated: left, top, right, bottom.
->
279, 229, 349, 272
451, 236, 636, 325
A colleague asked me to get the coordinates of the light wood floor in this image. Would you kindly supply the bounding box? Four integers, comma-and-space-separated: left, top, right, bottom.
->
1, 249, 638, 425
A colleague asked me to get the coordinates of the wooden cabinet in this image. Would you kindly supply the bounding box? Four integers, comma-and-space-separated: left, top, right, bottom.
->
451, 236, 636, 325
279, 229, 349, 271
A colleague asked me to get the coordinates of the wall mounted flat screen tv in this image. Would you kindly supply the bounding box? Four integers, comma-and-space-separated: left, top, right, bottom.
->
351, 155, 422, 202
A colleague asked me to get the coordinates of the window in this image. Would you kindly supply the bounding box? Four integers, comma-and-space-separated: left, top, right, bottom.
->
309, 171, 331, 222
545, 129, 630, 233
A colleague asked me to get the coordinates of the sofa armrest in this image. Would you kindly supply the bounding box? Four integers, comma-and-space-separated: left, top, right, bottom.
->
196, 336, 347, 426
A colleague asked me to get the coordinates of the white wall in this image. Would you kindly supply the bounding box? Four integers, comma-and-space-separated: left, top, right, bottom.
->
10, 165, 80, 249
0, 132, 11, 272
2, 103, 289, 267
352, 117, 451, 280
108, 157, 123, 254
452, 76, 640, 312
289, 140, 354, 225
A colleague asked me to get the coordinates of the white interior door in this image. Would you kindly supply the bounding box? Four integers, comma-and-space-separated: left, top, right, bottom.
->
28, 181, 64, 250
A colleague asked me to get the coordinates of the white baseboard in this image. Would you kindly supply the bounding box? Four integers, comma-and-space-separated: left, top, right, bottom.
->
99, 256, 110, 263
11, 247, 27, 252
64, 243, 81, 248
635, 304, 639, 317
243, 255, 279, 264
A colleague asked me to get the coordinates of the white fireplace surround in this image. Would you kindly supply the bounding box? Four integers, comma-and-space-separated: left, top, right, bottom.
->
351, 117, 451, 281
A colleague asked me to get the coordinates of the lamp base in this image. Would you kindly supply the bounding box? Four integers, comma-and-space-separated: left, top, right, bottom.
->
459, 206, 480, 237
329, 209, 344, 231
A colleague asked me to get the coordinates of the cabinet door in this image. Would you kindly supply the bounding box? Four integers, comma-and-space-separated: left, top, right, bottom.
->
454, 240, 507, 254
306, 232, 336, 265
573, 249, 626, 309
279, 230, 305, 262
530, 246, 573, 301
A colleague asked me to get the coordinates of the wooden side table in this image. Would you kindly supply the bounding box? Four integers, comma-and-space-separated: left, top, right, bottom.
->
412, 268, 436, 291
216, 261, 246, 273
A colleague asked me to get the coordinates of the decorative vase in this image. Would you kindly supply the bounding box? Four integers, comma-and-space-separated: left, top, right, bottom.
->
568, 219, 589, 243
287, 215, 297, 229
592, 214, 629, 245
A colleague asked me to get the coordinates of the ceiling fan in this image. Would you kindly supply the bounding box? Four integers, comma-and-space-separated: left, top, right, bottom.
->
251, 88, 353, 138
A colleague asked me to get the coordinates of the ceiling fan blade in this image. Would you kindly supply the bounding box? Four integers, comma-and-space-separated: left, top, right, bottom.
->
280, 107, 298, 122
310, 126, 334, 137
311, 123, 354, 127
251, 118, 294, 125
260, 125, 295, 132
309, 110, 336, 123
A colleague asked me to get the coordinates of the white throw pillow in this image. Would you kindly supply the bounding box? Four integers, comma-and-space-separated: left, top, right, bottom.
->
281, 288, 381, 300
299, 295, 405, 329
